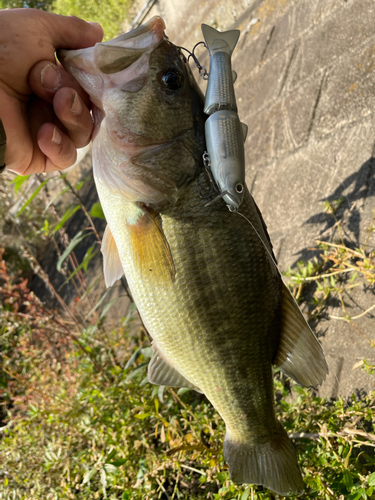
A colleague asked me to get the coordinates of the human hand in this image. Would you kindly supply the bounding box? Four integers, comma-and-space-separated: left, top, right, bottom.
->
0, 8, 103, 175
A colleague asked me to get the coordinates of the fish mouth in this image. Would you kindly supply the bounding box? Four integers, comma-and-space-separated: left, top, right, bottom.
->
57, 16, 166, 92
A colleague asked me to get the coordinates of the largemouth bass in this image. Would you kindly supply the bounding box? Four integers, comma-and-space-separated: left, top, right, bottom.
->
58, 17, 328, 495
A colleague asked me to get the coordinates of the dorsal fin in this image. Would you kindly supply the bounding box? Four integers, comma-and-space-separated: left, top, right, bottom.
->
101, 225, 124, 287
148, 342, 202, 392
126, 204, 175, 284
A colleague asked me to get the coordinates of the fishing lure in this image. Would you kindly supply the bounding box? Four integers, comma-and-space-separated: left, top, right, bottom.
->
201, 24, 248, 212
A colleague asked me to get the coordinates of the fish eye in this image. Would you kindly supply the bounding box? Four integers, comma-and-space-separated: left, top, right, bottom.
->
161, 68, 183, 91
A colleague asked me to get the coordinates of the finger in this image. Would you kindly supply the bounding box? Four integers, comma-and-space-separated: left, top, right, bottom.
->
42, 12, 104, 50
37, 122, 77, 172
29, 61, 91, 107
53, 87, 93, 148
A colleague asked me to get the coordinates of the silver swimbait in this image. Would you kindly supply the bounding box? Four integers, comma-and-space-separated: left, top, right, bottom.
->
201, 24, 248, 211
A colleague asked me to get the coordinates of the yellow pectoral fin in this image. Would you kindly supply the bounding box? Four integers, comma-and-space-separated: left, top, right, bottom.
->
126, 204, 175, 284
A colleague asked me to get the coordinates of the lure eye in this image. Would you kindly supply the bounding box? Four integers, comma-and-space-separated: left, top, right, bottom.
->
161, 68, 183, 91
235, 183, 244, 194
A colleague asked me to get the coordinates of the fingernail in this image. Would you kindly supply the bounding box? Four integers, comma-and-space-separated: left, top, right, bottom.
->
88, 21, 102, 29
70, 92, 82, 115
41, 64, 61, 91
51, 127, 62, 145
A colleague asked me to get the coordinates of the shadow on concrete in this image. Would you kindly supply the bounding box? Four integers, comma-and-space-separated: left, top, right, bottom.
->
291, 155, 375, 267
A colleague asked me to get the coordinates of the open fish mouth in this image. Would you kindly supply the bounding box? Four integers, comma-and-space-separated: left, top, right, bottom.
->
57, 16, 167, 107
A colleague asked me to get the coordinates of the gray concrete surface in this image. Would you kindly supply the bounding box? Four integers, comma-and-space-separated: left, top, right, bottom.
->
136, 0, 375, 399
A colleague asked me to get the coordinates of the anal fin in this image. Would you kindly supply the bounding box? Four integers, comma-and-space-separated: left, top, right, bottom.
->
275, 283, 328, 387
148, 343, 202, 393
101, 225, 124, 287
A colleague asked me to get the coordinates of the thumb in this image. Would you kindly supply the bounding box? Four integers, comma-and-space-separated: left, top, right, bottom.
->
45, 12, 104, 50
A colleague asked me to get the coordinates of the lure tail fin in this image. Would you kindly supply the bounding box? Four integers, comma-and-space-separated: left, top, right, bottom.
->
201, 24, 240, 54
224, 421, 304, 495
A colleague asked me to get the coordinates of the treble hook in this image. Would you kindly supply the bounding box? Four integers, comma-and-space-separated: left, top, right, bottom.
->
198, 151, 221, 201
178, 42, 209, 80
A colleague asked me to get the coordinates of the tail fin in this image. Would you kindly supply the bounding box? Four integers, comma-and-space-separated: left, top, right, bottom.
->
224, 421, 304, 495
201, 24, 240, 54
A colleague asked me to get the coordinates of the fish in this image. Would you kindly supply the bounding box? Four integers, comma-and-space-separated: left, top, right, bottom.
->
58, 16, 328, 496
202, 24, 248, 211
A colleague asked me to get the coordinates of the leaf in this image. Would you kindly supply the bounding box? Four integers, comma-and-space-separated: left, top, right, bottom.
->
103, 464, 118, 474
106, 449, 116, 462
82, 468, 97, 484
60, 246, 98, 287
54, 205, 81, 233
56, 231, 88, 272
139, 376, 149, 387
343, 469, 353, 490
12, 174, 30, 193
16, 178, 51, 216
100, 298, 118, 319
141, 347, 153, 359
160, 425, 165, 443
158, 385, 165, 403
347, 491, 363, 500
368, 472, 375, 486
109, 459, 127, 467
351, 271, 358, 282
82, 246, 96, 273
241, 487, 251, 500
125, 363, 148, 381
84, 289, 110, 320
90, 202, 106, 220
154, 398, 159, 415
100, 468, 107, 498
80, 275, 101, 301
125, 346, 143, 370
177, 388, 191, 396
134, 413, 151, 420
43, 186, 70, 214
352, 360, 364, 371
